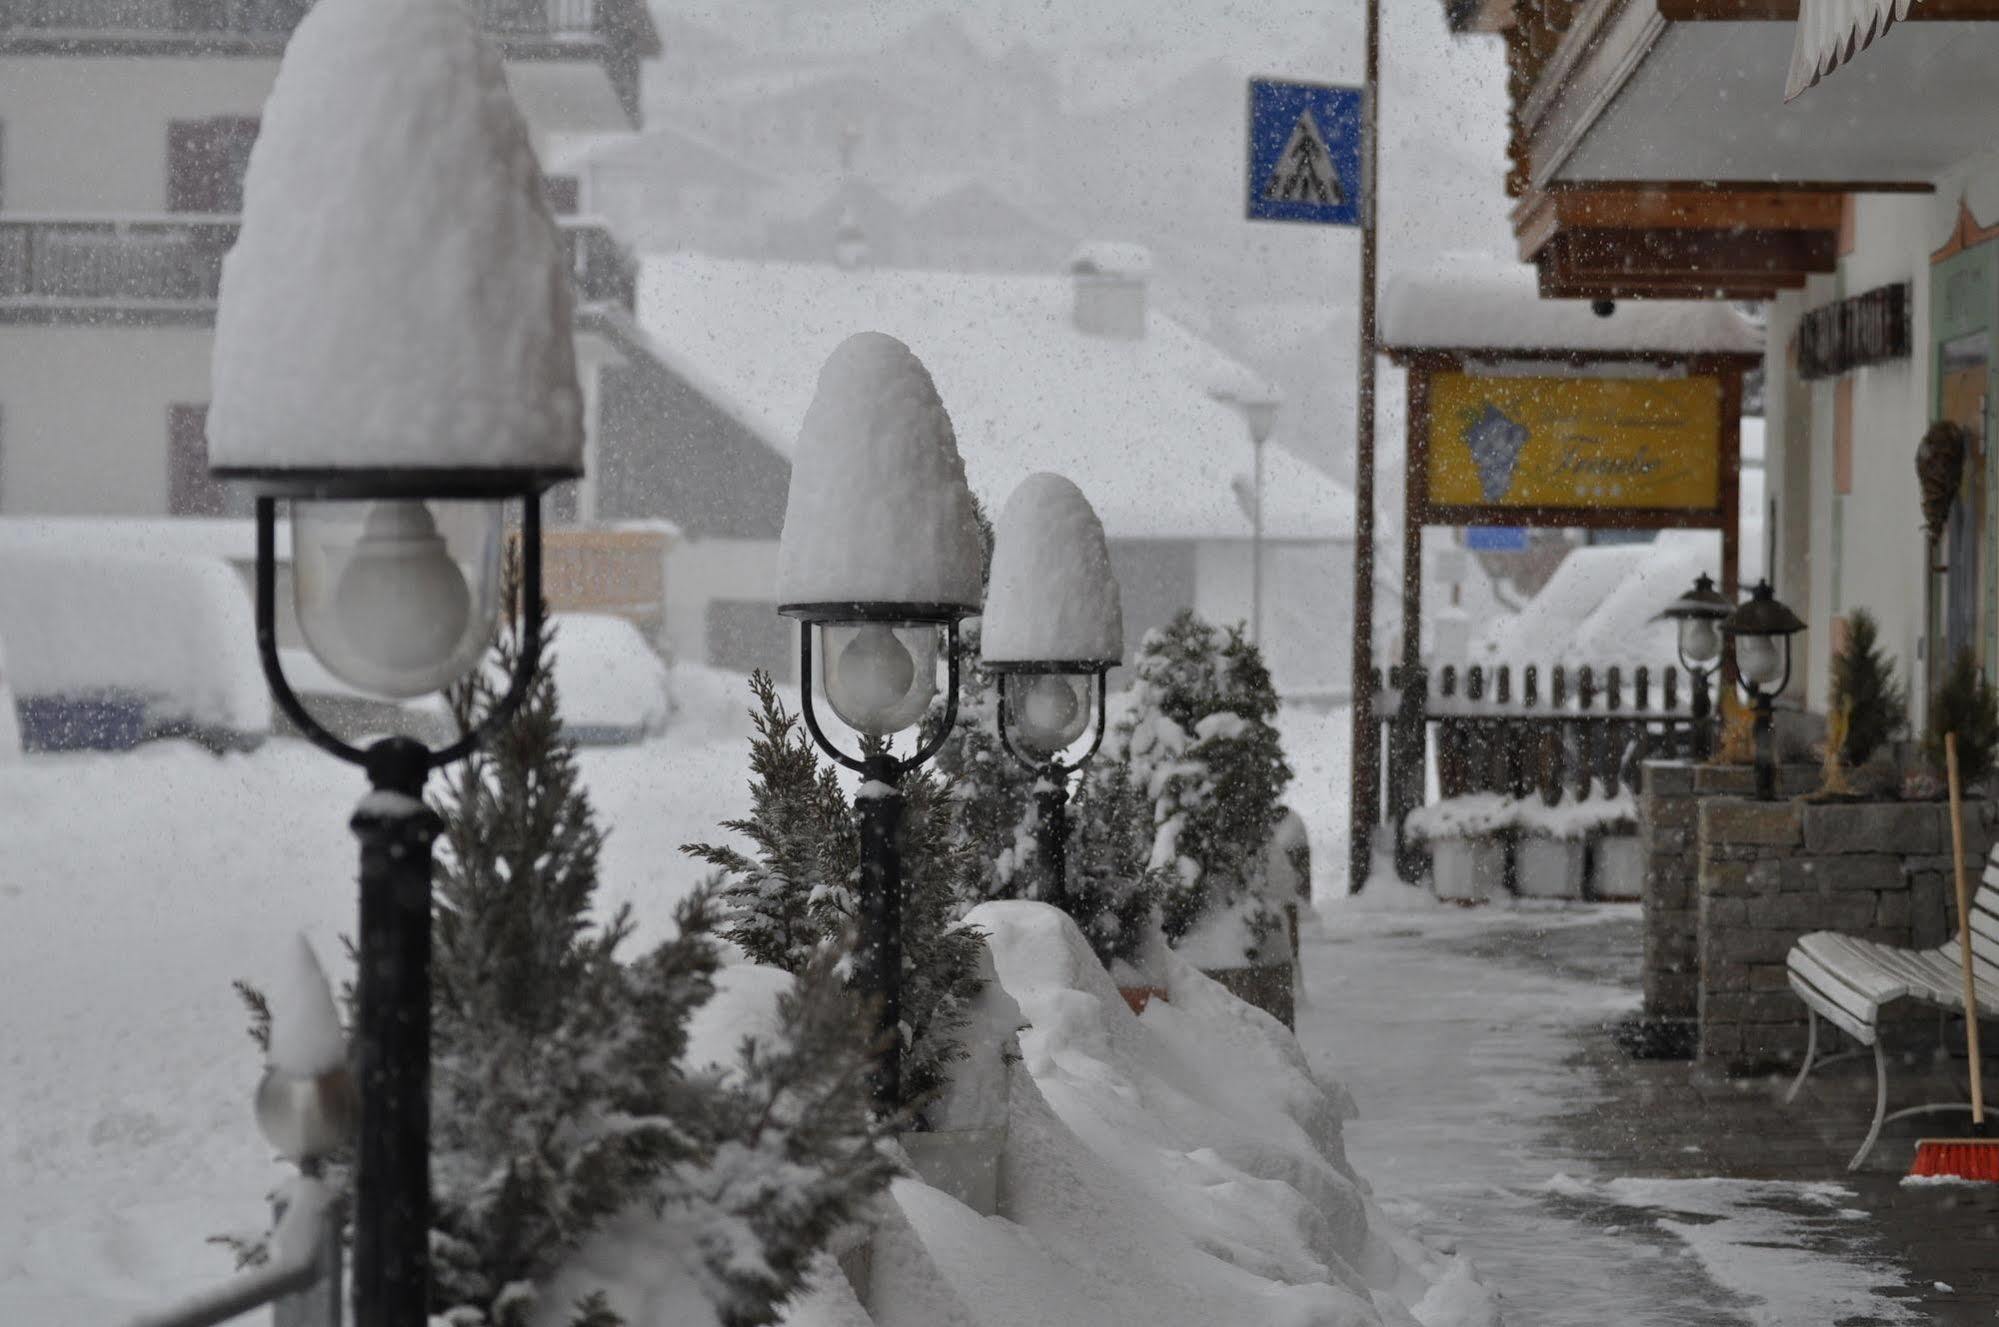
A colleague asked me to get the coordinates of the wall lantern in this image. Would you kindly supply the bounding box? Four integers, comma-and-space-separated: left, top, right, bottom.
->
204, 0, 582, 1320
980, 473, 1125, 914
775, 331, 984, 1111
1721, 580, 1807, 801
1656, 572, 1733, 759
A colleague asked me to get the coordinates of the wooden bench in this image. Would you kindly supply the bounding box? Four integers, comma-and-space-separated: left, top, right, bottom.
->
1785, 852, 1999, 1169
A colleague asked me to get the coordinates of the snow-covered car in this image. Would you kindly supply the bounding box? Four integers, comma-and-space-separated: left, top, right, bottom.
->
0, 632, 21, 763
537, 613, 673, 746
281, 611, 673, 749
0, 541, 268, 753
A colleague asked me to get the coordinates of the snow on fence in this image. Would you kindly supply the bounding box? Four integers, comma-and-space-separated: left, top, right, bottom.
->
1373, 658, 1702, 876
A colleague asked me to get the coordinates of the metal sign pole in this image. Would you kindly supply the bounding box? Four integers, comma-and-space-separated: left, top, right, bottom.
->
1347, 0, 1382, 894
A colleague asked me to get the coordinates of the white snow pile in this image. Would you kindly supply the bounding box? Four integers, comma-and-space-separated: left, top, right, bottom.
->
265, 934, 346, 1079
779, 902, 1496, 1327
1475, 532, 1720, 675
0, 544, 268, 733
209, 0, 581, 474
1406, 792, 1637, 842
540, 904, 1496, 1326
981, 473, 1123, 665
776, 332, 984, 610
1382, 257, 1761, 355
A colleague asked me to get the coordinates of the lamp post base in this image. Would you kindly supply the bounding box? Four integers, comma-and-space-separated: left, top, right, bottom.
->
1752, 694, 1776, 801
351, 736, 440, 1327
855, 756, 904, 1116
1034, 776, 1070, 918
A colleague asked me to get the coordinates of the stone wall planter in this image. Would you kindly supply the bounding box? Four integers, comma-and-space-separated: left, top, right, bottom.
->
1430, 834, 1506, 904
900, 1126, 1007, 1217
1590, 833, 1645, 902
1694, 793, 1999, 1071
1514, 833, 1585, 899
1201, 961, 1296, 1028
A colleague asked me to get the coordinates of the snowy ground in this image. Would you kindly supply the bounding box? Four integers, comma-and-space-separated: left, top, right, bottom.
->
1300, 899, 1926, 1324
0, 681, 1937, 1324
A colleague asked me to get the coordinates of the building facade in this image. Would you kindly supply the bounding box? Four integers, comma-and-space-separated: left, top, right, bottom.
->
0, 0, 657, 521
1448, 0, 1999, 728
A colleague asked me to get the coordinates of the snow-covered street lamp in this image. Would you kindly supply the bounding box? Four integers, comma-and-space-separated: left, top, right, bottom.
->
777, 331, 984, 1111
206, 0, 582, 1321
1722, 581, 1807, 801
1657, 572, 1733, 759
981, 474, 1124, 917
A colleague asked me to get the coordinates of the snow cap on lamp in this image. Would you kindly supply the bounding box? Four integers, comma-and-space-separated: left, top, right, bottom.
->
207, 0, 581, 484
982, 473, 1124, 667
777, 332, 983, 613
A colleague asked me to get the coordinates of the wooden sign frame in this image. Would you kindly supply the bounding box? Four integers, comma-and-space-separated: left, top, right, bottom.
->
1387, 345, 1759, 674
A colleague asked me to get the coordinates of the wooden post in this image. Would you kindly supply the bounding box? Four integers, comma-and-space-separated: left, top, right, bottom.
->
1347, 0, 1382, 894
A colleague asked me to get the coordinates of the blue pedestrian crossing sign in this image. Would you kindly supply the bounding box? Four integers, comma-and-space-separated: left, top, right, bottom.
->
1247, 79, 1363, 226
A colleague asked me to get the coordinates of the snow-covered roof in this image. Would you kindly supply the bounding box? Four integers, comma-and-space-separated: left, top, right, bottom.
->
1382, 262, 1763, 357
1475, 533, 1724, 671
637, 256, 1352, 542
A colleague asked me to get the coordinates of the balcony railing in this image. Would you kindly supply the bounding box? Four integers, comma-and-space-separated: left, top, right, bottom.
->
0, 0, 596, 40
0, 215, 635, 319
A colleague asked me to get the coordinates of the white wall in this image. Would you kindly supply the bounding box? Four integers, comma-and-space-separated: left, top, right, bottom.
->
1770, 195, 1934, 716
1194, 536, 1353, 697
0, 57, 278, 212
0, 325, 214, 514
661, 535, 789, 674
0, 55, 619, 213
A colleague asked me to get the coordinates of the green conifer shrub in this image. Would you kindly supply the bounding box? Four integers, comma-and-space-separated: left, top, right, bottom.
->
687, 672, 987, 1122
1927, 645, 1999, 789
1829, 608, 1905, 768
235, 620, 893, 1327
1113, 612, 1293, 965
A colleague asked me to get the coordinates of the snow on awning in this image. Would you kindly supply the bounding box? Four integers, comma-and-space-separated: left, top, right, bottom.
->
1785, 0, 1914, 101
1381, 263, 1762, 358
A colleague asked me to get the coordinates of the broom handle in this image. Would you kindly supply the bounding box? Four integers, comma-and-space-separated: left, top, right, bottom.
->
1948, 732, 1985, 1126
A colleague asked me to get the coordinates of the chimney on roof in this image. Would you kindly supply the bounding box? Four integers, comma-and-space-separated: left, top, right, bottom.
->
1069, 242, 1151, 340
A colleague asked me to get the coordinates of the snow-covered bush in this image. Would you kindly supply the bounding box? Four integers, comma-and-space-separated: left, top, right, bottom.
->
234, 624, 895, 1327
1112, 612, 1292, 968
925, 617, 1165, 971
686, 672, 989, 1123
927, 617, 1043, 902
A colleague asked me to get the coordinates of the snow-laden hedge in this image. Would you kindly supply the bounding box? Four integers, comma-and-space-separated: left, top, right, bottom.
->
1406, 792, 1637, 843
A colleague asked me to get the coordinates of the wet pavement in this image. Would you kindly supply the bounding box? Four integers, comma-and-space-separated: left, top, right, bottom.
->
1299, 901, 1999, 1325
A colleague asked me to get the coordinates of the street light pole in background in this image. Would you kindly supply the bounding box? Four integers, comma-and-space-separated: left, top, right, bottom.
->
1212, 380, 1283, 646
1347, 0, 1382, 894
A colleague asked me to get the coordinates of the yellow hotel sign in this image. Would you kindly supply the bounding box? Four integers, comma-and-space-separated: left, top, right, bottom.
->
1424, 372, 1724, 514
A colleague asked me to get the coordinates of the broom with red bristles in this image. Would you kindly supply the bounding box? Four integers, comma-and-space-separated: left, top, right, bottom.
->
1909, 732, 1999, 1181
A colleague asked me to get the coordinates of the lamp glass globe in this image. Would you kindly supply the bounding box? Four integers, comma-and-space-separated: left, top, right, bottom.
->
821, 621, 938, 736
293, 499, 502, 699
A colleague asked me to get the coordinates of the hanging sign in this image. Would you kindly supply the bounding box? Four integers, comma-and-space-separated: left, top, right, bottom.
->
1422, 372, 1726, 520
1246, 79, 1363, 226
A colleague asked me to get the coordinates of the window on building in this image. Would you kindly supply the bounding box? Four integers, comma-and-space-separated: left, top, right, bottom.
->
542, 175, 580, 215
167, 117, 261, 213
167, 404, 249, 517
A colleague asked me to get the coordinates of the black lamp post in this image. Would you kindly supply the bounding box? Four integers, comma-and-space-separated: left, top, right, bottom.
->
1722, 580, 1807, 801
1658, 572, 1733, 759
980, 474, 1126, 915
776, 332, 984, 1114
205, 0, 583, 1318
